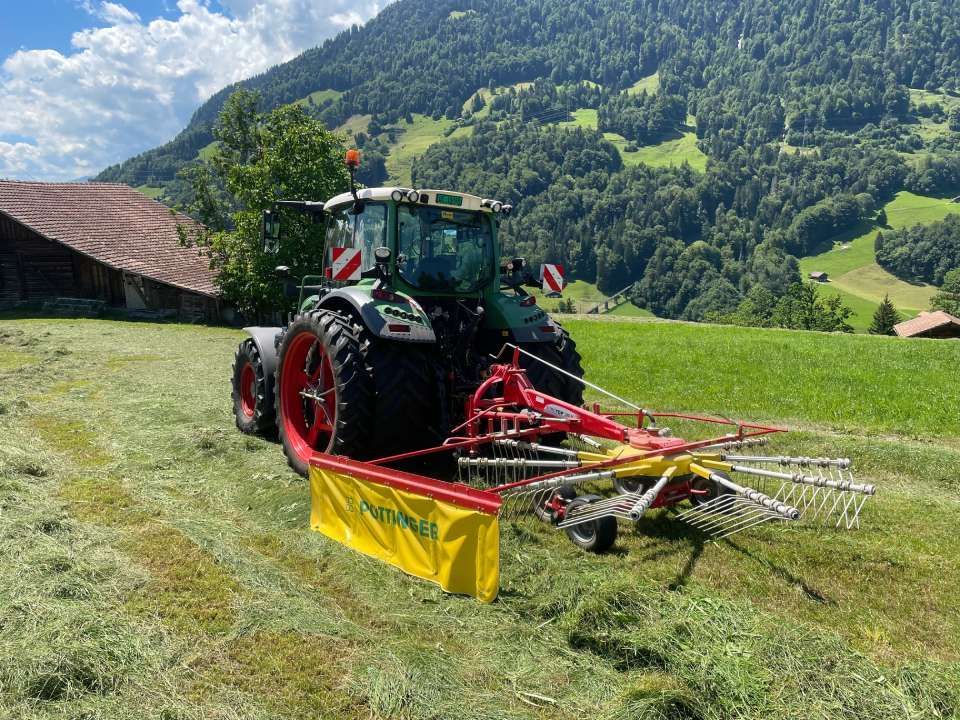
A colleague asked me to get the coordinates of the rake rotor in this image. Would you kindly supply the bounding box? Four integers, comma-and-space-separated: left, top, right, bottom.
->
375, 343, 877, 551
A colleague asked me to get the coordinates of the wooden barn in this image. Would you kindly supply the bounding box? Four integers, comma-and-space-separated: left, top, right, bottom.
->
0, 181, 220, 321
893, 310, 960, 339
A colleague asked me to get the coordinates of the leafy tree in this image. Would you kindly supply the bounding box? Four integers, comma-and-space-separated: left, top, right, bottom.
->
769, 283, 853, 332
875, 214, 960, 285
931, 269, 960, 316
178, 90, 349, 318
868, 295, 900, 335
949, 107, 960, 133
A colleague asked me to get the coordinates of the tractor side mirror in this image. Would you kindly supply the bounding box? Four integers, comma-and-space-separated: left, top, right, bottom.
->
261, 210, 281, 253
510, 257, 525, 272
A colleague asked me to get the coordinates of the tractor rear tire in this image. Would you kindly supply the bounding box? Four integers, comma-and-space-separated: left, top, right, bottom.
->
364, 340, 442, 459
232, 338, 276, 436
519, 326, 584, 407
275, 311, 374, 476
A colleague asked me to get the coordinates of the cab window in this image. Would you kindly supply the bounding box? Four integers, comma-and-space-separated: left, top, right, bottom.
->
324, 202, 387, 271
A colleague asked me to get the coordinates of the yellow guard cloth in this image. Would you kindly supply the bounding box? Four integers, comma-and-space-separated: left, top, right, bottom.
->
310, 464, 500, 603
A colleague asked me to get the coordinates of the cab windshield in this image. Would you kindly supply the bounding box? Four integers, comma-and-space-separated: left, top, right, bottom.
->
397, 205, 495, 293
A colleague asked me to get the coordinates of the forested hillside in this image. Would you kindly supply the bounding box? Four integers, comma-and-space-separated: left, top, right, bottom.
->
96, 0, 960, 320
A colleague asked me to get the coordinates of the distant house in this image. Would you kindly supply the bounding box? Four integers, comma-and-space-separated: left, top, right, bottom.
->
809, 271, 829, 282
0, 181, 220, 321
893, 311, 960, 339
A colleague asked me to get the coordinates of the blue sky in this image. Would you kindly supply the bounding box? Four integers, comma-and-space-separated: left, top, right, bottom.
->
0, 0, 384, 180
0, 1, 178, 58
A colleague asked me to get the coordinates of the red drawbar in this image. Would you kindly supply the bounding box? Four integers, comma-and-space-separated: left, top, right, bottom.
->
310, 453, 502, 516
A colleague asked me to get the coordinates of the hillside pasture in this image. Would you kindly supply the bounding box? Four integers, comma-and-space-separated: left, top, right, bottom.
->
799, 191, 959, 327
384, 114, 473, 185
559, 109, 707, 171
1, 316, 958, 719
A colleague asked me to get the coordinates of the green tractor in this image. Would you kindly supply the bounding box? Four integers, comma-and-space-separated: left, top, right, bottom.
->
231, 151, 583, 475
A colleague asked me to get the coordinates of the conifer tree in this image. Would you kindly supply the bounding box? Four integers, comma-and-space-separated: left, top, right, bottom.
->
869, 294, 900, 335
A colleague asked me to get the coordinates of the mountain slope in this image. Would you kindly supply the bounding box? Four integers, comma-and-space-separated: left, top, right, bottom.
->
97, 0, 960, 187
97, 0, 960, 327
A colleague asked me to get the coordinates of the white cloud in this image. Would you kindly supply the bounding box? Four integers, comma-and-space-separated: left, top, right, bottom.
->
0, 0, 384, 181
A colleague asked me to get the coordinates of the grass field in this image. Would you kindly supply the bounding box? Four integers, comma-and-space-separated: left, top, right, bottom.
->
1, 316, 958, 719
627, 73, 659, 96
527, 279, 612, 313
799, 191, 960, 329
384, 114, 473, 185
336, 114, 372, 140
907, 89, 960, 143
134, 185, 163, 200
294, 89, 343, 109
559, 109, 707, 172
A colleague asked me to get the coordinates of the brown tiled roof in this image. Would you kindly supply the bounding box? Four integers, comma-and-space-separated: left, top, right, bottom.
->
0, 180, 218, 297
893, 310, 960, 337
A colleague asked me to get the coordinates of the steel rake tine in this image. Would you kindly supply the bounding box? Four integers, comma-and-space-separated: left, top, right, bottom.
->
557, 494, 638, 528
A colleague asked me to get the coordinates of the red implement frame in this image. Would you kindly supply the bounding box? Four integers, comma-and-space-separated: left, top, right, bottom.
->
366, 347, 785, 505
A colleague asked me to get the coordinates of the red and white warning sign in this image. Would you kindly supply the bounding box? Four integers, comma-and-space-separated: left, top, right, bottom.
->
330, 247, 362, 281
540, 263, 566, 294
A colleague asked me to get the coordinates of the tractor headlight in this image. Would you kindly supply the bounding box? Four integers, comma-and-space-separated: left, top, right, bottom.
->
391, 189, 405, 203
502, 204, 513, 216
407, 189, 421, 203
491, 201, 503, 213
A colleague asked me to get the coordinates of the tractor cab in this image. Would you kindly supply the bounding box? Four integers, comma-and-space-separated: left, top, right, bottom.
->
318, 186, 502, 296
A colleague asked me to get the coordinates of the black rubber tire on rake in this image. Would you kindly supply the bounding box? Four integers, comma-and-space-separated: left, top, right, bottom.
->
518, 325, 585, 408
563, 494, 617, 553
231, 338, 276, 436
275, 311, 374, 476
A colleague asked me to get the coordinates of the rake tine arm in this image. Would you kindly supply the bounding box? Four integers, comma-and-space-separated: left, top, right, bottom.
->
720, 454, 851, 469
727, 464, 875, 495
689, 463, 801, 521
627, 467, 676, 521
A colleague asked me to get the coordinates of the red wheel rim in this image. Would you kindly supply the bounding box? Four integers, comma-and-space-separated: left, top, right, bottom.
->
239, 362, 257, 418
280, 331, 337, 463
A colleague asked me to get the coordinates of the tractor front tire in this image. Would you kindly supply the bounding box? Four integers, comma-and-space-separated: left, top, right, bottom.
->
519, 326, 584, 407
275, 311, 374, 476
232, 338, 276, 436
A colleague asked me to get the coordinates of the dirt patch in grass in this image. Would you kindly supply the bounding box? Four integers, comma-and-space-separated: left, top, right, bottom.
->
123, 524, 242, 635
30, 414, 110, 466
190, 631, 365, 719
60, 476, 153, 526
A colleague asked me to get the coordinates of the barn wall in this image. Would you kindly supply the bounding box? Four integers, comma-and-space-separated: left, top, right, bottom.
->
1, 213, 220, 320
0, 214, 80, 302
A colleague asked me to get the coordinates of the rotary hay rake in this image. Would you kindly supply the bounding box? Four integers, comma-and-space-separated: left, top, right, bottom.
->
307, 345, 876, 602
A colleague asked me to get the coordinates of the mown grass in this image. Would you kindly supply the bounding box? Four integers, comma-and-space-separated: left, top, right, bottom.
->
134, 184, 163, 200
558, 108, 708, 172
1, 316, 958, 719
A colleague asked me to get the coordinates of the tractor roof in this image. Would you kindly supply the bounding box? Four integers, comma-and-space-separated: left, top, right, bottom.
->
324, 187, 495, 212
